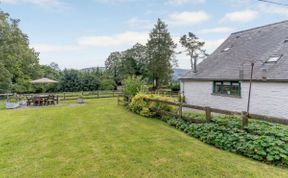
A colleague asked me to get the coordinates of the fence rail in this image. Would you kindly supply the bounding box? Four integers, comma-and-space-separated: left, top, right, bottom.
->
142, 98, 288, 127
18, 90, 122, 101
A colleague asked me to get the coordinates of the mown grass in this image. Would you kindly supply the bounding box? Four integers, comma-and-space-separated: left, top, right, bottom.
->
0, 98, 288, 178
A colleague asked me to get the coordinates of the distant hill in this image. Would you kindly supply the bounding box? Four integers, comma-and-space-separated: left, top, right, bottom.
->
172, 68, 190, 81
81, 67, 105, 72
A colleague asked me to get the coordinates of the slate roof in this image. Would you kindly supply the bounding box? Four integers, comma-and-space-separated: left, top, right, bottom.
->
180, 20, 288, 82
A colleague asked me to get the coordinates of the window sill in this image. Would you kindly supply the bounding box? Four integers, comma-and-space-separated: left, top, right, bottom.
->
211, 93, 242, 99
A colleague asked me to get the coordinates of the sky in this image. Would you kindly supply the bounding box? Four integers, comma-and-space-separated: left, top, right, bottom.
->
1, 0, 288, 69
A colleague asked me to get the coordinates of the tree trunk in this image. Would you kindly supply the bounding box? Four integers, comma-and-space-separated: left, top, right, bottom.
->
190, 56, 194, 70
193, 58, 197, 73
156, 78, 160, 89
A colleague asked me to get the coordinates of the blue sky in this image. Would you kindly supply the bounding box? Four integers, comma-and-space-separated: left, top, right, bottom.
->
1, 0, 288, 69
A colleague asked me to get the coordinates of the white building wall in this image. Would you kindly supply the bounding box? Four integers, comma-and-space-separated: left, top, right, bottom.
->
181, 81, 288, 119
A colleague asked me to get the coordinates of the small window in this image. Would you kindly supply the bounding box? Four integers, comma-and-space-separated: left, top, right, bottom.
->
213, 81, 241, 97
266, 55, 282, 63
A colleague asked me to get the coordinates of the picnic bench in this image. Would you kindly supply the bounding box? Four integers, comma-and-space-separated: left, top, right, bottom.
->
27, 95, 59, 106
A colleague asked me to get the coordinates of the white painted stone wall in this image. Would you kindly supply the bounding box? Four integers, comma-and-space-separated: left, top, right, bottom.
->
181, 81, 288, 119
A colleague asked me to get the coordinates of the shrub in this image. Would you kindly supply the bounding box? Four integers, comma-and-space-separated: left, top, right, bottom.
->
128, 93, 176, 117
170, 82, 180, 92
167, 116, 288, 167
100, 79, 116, 90
123, 76, 144, 98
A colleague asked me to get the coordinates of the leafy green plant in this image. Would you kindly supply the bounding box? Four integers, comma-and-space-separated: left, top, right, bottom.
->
130, 104, 288, 167
129, 93, 176, 117
170, 82, 180, 92
123, 76, 144, 98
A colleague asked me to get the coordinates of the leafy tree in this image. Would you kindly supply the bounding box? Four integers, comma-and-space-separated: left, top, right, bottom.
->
146, 19, 176, 88
105, 52, 122, 87
0, 63, 12, 93
179, 32, 207, 73
121, 43, 148, 78
0, 11, 41, 93
80, 72, 100, 91
59, 69, 81, 92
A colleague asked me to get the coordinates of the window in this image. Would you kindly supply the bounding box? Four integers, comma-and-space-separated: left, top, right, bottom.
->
213, 81, 241, 97
266, 55, 282, 63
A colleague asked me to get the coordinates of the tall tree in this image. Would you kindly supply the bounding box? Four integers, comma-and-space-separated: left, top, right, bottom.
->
105, 52, 122, 87
120, 43, 148, 78
146, 19, 176, 88
0, 11, 41, 93
179, 32, 207, 73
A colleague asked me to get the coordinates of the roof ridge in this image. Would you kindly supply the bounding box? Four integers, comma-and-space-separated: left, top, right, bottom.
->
231, 20, 288, 35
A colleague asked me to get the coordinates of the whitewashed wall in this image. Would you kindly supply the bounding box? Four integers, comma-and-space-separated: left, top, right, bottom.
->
181, 81, 288, 119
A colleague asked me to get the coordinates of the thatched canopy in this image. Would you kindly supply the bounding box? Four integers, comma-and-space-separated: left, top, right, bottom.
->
30, 78, 59, 84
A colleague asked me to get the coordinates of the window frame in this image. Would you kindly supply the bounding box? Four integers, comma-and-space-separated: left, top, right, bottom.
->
266, 55, 282, 63
212, 81, 241, 97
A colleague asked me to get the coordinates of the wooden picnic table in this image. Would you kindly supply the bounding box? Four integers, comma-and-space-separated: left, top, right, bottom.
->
27, 95, 59, 106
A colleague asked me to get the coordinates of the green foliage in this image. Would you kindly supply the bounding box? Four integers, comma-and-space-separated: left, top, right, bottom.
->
170, 82, 180, 92
129, 93, 176, 117
146, 19, 177, 88
100, 79, 116, 90
57, 69, 104, 92
0, 11, 41, 93
179, 32, 207, 72
178, 95, 185, 103
166, 116, 288, 167
123, 76, 144, 97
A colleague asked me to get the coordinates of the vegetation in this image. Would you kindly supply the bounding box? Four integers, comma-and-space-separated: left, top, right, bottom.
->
128, 93, 176, 117
0, 11, 41, 93
1, 98, 287, 177
146, 19, 177, 88
180, 32, 207, 72
122, 76, 145, 98
128, 94, 288, 167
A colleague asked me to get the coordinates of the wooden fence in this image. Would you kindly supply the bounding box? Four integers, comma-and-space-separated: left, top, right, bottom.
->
18, 90, 122, 101
141, 98, 288, 128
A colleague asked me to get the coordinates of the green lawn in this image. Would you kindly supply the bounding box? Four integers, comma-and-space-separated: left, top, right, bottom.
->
0, 99, 288, 178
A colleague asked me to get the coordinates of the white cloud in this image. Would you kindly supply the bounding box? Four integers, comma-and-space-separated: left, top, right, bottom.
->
31, 43, 80, 53
204, 39, 225, 53
78, 31, 149, 47
169, 0, 205, 5
200, 27, 234, 34
1, 0, 64, 7
125, 18, 153, 30
168, 11, 210, 26
258, 3, 288, 16
221, 10, 258, 23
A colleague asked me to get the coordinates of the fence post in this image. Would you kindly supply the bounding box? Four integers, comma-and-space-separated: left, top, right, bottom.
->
97, 90, 100, 98
205, 107, 212, 123
113, 91, 115, 97
241, 111, 248, 129
117, 94, 119, 105
179, 101, 183, 119
63, 93, 66, 100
